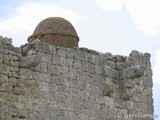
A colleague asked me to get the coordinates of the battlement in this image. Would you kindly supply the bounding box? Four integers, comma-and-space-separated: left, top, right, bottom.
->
0, 36, 153, 120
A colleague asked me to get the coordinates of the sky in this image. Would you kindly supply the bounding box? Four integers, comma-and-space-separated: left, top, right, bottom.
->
0, 0, 160, 117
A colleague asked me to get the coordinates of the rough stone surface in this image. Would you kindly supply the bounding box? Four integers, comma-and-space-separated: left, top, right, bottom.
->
0, 36, 154, 120
20, 54, 41, 68
122, 65, 144, 79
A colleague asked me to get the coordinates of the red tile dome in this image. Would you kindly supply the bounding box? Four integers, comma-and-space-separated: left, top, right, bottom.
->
28, 17, 79, 48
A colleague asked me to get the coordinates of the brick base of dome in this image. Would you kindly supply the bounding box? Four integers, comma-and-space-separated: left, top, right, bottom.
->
28, 34, 79, 48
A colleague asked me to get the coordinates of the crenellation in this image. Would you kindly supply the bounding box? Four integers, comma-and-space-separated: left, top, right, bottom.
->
0, 36, 154, 120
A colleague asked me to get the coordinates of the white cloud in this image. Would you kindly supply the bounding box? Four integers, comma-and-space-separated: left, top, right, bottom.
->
153, 48, 160, 85
124, 0, 160, 37
95, 0, 123, 11
95, 0, 160, 37
0, 3, 81, 46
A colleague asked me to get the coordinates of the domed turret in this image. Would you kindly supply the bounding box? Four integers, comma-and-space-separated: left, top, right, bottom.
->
28, 17, 79, 48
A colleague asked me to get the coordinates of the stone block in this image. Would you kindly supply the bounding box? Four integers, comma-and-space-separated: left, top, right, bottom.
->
0, 74, 8, 84
35, 42, 50, 53
49, 83, 58, 97
103, 84, 115, 97
27, 49, 36, 56
18, 109, 28, 119
121, 88, 134, 100
48, 65, 62, 76
58, 86, 69, 96
2, 37, 12, 45
73, 59, 81, 69
70, 88, 80, 98
122, 65, 144, 79
41, 53, 52, 63
95, 65, 102, 75
0, 36, 2, 43
81, 61, 88, 71
114, 55, 126, 62
129, 50, 139, 57
21, 44, 31, 56
104, 96, 114, 107
103, 66, 119, 79
60, 56, 66, 66
79, 81, 87, 90
116, 62, 126, 70
88, 63, 94, 73
49, 44, 57, 54
57, 47, 66, 57
0, 44, 3, 54
122, 80, 135, 89
66, 57, 73, 68
69, 79, 79, 89
0, 84, 6, 92
90, 74, 104, 85
9, 71, 19, 78
20, 54, 41, 68
85, 53, 93, 63
52, 54, 60, 65
40, 63, 48, 73
20, 68, 33, 79
96, 94, 104, 103
9, 106, 18, 117
38, 81, 49, 92
80, 91, 89, 100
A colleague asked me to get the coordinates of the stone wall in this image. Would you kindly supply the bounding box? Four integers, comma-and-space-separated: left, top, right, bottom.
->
0, 36, 153, 120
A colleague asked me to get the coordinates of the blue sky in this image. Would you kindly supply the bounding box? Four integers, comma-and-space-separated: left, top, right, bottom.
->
0, 0, 160, 117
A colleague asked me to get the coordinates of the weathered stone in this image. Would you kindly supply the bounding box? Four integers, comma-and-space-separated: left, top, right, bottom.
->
90, 74, 104, 85
74, 59, 81, 69
9, 107, 18, 117
35, 42, 44, 52
20, 54, 41, 68
122, 88, 134, 100
114, 55, 126, 62
49, 44, 56, 54
20, 68, 33, 79
8, 71, 19, 78
129, 50, 139, 57
42, 43, 50, 53
116, 62, 126, 70
52, 54, 60, 65
144, 52, 151, 60
0, 74, 8, 84
122, 80, 135, 88
66, 57, 73, 68
0, 36, 153, 120
18, 109, 28, 119
103, 84, 115, 97
27, 50, 36, 56
122, 65, 144, 79
0, 83, 6, 92
104, 52, 113, 60
103, 66, 119, 79
0, 36, 3, 42
104, 96, 114, 107
2, 37, 12, 45
48, 65, 62, 76
60, 56, 66, 66
21, 44, 31, 56
40, 63, 48, 73
95, 65, 102, 74
0, 44, 3, 54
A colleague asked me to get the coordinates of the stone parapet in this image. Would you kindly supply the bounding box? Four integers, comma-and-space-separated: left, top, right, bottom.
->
0, 36, 153, 120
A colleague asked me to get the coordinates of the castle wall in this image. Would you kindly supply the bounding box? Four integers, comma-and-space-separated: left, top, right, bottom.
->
0, 36, 153, 120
